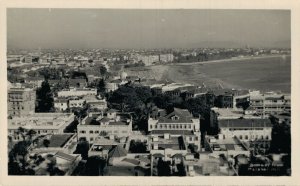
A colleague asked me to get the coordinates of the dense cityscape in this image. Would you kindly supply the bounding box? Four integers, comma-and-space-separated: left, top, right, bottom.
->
7, 46, 291, 176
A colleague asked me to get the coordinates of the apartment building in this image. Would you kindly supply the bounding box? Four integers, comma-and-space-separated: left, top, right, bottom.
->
8, 87, 36, 117
77, 109, 132, 143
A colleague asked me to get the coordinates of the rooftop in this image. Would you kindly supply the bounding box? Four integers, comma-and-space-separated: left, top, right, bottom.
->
218, 118, 272, 128
157, 108, 195, 124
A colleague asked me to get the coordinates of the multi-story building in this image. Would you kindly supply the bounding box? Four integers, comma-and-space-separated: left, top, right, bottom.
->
218, 118, 272, 141
249, 91, 290, 117
8, 113, 75, 141
148, 108, 201, 153
57, 88, 97, 97
77, 109, 132, 143
8, 87, 36, 117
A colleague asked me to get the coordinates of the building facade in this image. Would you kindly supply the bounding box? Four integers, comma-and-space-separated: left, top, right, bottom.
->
8, 87, 36, 117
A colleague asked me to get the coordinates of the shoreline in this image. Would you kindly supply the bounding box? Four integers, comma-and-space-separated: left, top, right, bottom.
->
164, 54, 290, 66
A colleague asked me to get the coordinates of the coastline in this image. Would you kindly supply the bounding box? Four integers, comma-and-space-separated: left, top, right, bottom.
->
167, 54, 290, 66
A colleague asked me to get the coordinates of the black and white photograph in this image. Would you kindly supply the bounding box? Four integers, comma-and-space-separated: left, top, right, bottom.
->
1, 1, 300, 185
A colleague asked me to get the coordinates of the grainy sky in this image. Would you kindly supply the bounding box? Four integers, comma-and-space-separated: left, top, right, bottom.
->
7, 9, 291, 49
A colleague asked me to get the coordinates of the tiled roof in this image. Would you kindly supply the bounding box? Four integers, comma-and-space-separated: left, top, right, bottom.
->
48, 134, 73, 148
108, 145, 127, 158
218, 118, 272, 128
158, 108, 195, 123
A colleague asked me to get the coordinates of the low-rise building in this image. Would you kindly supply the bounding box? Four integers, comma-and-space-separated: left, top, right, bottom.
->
69, 98, 86, 108
54, 98, 69, 111
57, 88, 97, 97
8, 113, 75, 141
218, 118, 272, 141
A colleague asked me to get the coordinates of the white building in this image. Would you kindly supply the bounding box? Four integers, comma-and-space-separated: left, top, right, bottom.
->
77, 109, 132, 143
159, 54, 174, 63
8, 113, 75, 141
69, 98, 85, 108
148, 108, 201, 153
57, 88, 97, 97
54, 98, 69, 111
218, 118, 272, 141
249, 91, 291, 116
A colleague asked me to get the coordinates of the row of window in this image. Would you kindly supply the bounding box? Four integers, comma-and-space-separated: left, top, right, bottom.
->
228, 128, 264, 131
238, 135, 269, 140
80, 130, 128, 134
150, 124, 192, 129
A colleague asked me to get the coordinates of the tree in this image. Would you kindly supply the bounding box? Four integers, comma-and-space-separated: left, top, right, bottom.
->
84, 156, 107, 176
36, 81, 54, 112
75, 139, 90, 160
99, 66, 107, 79
43, 139, 50, 148
97, 79, 106, 93
27, 129, 37, 142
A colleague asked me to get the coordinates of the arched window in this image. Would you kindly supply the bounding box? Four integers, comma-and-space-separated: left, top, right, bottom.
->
239, 135, 243, 140
245, 135, 248, 140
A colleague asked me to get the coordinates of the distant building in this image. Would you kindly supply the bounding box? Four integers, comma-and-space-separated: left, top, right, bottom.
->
159, 54, 174, 63
8, 113, 75, 141
24, 77, 44, 89
105, 79, 122, 92
77, 109, 132, 143
137, 55, 159, 66
7, 87, 36, 117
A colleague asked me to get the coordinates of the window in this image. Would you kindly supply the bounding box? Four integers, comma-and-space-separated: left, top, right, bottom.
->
89, 130, 94, 134
150, 125, 152, 129
189, 137, 193, 141
95, 131, 99, 134
80, 130, 86, 134
265, 136, 269, 140
195, 137, 198, 141
90, 137, 94, 141
239, 135, 243, 140
245, 135, 248, 140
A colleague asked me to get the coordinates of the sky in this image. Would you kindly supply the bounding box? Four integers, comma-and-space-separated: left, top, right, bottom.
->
7, 9, 291, 49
